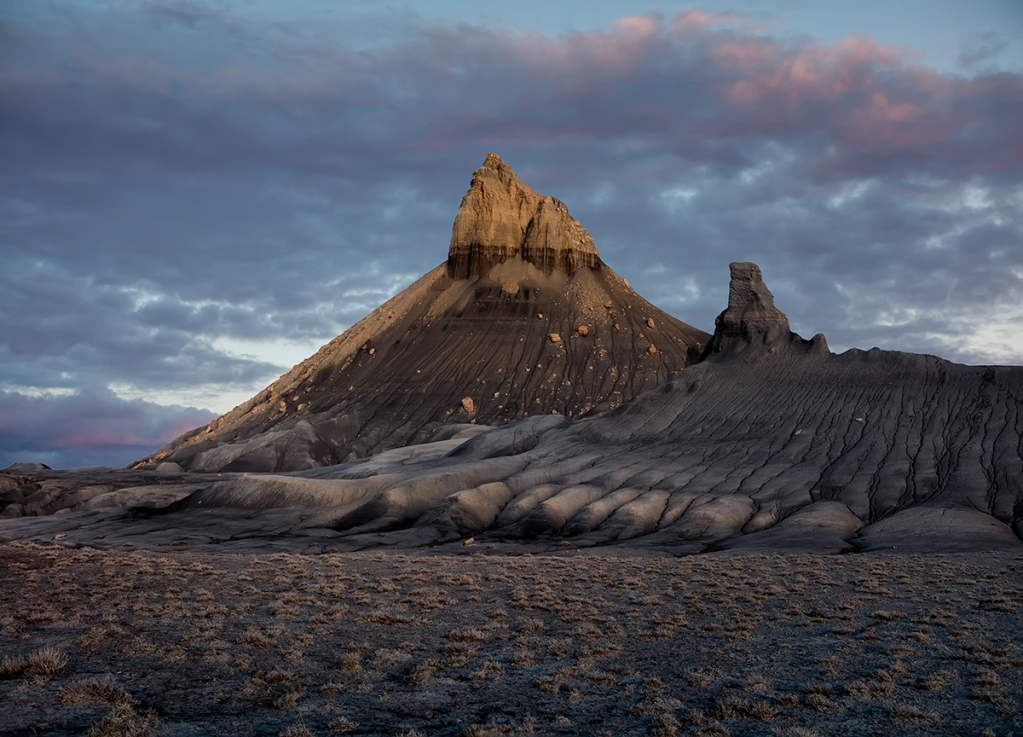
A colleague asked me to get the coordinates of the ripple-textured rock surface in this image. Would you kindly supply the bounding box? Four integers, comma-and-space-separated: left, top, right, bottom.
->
3, 263, 1020, 554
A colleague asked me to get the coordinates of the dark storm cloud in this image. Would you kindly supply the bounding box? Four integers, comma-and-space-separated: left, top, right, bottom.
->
1, 3, 1022, 466
0, 388, 216, 469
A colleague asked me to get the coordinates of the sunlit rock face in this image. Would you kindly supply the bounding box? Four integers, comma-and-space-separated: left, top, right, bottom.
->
127, 154, 709, 473
447, 152, 601, 278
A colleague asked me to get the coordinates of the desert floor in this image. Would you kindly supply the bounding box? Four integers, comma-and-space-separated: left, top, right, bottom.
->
1, 542, 1020, 737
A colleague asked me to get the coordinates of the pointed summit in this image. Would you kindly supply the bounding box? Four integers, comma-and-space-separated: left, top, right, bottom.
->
448, 153, 600, 278
133, 156, 709, 473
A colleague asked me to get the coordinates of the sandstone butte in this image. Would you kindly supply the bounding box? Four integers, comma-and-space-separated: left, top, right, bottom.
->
129, 153, 709, 473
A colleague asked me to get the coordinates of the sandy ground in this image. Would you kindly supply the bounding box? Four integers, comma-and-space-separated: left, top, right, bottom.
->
1, 543, 1021, 737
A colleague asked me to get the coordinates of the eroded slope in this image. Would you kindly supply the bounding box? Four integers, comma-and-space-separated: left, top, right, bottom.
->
3, 263, 1020, 554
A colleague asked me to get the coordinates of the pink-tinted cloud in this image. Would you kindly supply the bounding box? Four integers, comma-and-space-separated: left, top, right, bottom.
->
670, 10, 746, 37
0, 389, 215, 469
345, 15, 1021, 176
10, 10, 1018, 179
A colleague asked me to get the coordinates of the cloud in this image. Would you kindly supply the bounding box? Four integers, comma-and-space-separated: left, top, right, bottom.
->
0, 387, 216, 469
957, 31, 1010, 72
1, 3, 1021, 466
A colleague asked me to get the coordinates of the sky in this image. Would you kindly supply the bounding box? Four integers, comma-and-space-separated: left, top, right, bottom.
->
1, 1, 1021, 469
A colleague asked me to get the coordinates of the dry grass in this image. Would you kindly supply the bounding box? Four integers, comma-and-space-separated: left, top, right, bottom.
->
83, 701, 163, 737
61, 676, 133, 705
0, 543, 1020, 736
1, 644, 68, 680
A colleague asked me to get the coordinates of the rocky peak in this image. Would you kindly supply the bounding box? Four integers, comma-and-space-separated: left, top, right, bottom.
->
704, 262, 828, 357
448, 153, 601, 279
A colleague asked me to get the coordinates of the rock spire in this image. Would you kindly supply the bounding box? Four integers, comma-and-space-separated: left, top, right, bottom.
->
704, 262, 828, 357
447, 153, 601, 278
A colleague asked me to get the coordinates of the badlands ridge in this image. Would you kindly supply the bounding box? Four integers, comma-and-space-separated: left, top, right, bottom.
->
1, 155, 1021, 554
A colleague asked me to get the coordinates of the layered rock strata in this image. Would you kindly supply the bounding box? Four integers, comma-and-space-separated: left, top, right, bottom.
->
703, 262, 828, 357
447, 152, 601, 278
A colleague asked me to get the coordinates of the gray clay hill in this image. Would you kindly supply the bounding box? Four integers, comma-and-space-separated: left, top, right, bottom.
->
130, 153, 709, 474
1, 161, 1022, 555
